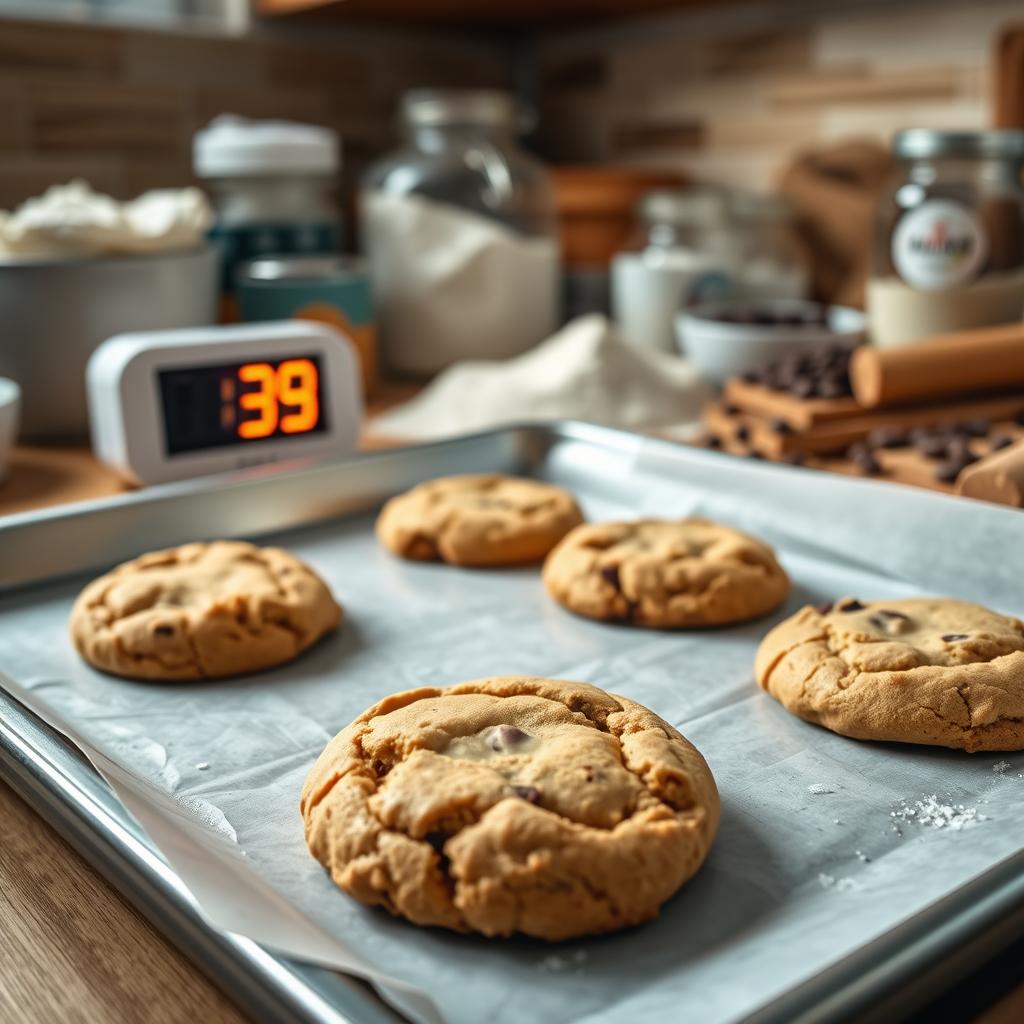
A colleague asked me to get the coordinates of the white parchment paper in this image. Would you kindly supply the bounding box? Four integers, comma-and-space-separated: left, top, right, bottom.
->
2, 438, 1024, 1024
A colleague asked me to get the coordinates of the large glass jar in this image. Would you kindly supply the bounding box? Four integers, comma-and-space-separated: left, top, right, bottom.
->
611, 188, 735, 352
867, 129, 1024, 348
361, 89, 559, 376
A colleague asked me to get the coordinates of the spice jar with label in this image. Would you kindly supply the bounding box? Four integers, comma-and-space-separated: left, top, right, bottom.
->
867, 129, 1024, 349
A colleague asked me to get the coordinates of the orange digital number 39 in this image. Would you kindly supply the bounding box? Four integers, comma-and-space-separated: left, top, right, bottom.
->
237, 359, 319, 439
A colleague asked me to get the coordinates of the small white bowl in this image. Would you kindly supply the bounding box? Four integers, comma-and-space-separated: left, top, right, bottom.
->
0, 377, 20, 482
675, 299, 866, 384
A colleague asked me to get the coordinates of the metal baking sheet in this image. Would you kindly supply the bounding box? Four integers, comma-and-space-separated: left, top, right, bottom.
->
1, 423, 1023, 1024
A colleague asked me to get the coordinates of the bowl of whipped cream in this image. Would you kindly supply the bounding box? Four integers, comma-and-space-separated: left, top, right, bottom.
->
0, 181, 218, 440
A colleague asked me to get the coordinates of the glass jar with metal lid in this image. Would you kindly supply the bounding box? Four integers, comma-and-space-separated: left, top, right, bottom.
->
612, 188, 735, 352
728, 190, 809, 303
360, 89, 559, 375
867, 129, 1024, 348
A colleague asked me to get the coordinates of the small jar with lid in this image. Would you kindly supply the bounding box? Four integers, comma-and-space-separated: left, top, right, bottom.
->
612, 188, 735, 352
193, 115, 342, 318
728, 191, 809, 303
868, 129, 1024, 348
360, 89, 559, 376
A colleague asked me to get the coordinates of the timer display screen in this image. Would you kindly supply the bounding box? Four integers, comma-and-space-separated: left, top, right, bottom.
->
158, 355, 328, 455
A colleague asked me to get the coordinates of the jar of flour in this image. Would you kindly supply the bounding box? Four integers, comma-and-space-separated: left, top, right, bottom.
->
361, 89, 559, 376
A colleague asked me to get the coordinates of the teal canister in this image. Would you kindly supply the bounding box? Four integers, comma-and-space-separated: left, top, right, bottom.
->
237, 256, 377, 395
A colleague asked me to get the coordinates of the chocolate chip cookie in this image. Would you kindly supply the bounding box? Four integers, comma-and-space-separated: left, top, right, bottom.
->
375, 474, 583, 567
542, 518, 790, 627
755, 597, 1024, 751
301, 676, 719, 940
70, 541, 341, 680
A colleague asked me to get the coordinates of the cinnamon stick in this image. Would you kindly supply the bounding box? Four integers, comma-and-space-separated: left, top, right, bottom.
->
850, 322, 1024, 408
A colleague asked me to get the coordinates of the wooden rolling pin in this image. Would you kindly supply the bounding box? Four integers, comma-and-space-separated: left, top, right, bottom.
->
850, 322, 1024, 408
956, 437, 1024, 507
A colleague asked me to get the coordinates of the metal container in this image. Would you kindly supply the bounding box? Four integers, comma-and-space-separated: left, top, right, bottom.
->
0, 246, 218, 440
236, 255, 376, 395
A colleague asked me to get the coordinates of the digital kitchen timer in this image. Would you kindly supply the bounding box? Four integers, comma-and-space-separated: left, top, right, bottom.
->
87, 322, 363, 485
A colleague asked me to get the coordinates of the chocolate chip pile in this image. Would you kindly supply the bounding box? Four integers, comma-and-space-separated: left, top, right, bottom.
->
711, 306, 830, 328
739, 343, 854, 400
846, 415, 1024, 481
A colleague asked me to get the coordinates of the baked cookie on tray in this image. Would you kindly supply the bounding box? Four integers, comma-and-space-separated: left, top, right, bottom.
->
755, 597, 1024, 752
542, 518, 789, 627
301, 676, 719, 940
70, 541, 341, 681
375, 474, 583, 567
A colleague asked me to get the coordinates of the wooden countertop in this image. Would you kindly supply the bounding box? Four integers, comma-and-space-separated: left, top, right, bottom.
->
2, 397, 1024, 1022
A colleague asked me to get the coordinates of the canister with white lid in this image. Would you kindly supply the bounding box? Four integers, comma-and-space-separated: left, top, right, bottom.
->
193, 115, 343, 315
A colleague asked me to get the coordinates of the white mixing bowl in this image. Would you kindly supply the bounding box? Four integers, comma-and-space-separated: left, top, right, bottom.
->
676, 299, 866, 383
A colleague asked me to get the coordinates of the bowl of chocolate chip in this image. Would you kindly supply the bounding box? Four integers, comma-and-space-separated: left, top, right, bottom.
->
676, 299, 866, 384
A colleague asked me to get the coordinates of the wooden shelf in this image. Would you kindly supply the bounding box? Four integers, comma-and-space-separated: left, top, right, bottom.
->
257, 0, 719, 30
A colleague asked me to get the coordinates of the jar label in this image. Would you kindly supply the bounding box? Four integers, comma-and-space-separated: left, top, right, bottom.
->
891, 199, 987, 290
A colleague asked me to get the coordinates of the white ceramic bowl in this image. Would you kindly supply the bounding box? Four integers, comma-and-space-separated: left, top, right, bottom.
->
0, 377, 21, 483
675, 299, 866, 383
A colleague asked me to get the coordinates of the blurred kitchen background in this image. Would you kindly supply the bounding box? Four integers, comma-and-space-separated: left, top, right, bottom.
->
3, 0, 1024, 509
0, 1, 1019, 205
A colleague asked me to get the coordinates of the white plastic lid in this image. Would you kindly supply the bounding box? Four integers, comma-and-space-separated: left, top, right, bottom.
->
193, 115, 340, 178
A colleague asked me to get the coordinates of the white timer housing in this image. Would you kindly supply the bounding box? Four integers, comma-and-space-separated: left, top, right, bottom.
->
87, 321, 363, 485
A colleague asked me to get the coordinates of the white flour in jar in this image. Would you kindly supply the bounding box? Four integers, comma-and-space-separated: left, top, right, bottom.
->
361, 191, 559, 375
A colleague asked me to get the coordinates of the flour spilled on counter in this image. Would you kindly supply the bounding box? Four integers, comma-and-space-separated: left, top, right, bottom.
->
174, 792, 238, 844
807, 782, 837, 795
368, 314, 710, 441
890, 796, 986, 831
818, 874, 858, 892
992, 760, 1011, 774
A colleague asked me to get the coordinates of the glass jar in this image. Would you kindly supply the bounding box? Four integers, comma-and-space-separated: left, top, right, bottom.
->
867, 129, 1024, 348
728, 191, 809, 303
193, 116, 342, 317
611, 188, 735, 352
360, 89, 559, 376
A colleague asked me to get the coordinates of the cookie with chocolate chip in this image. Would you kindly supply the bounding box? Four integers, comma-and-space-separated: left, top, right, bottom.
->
70, 541, 341, 680
542, 518, 790, 628
300, 676, 719, 940
375, 474, 583, 567
755, 598, 1024, 751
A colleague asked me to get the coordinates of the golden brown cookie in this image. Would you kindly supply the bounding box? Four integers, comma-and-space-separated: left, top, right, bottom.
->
543, 518, 789, 628
70, 541, 341, 681
301, 676, 719, 940
375, 474, 583, 567
755, 597, 1024, 752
